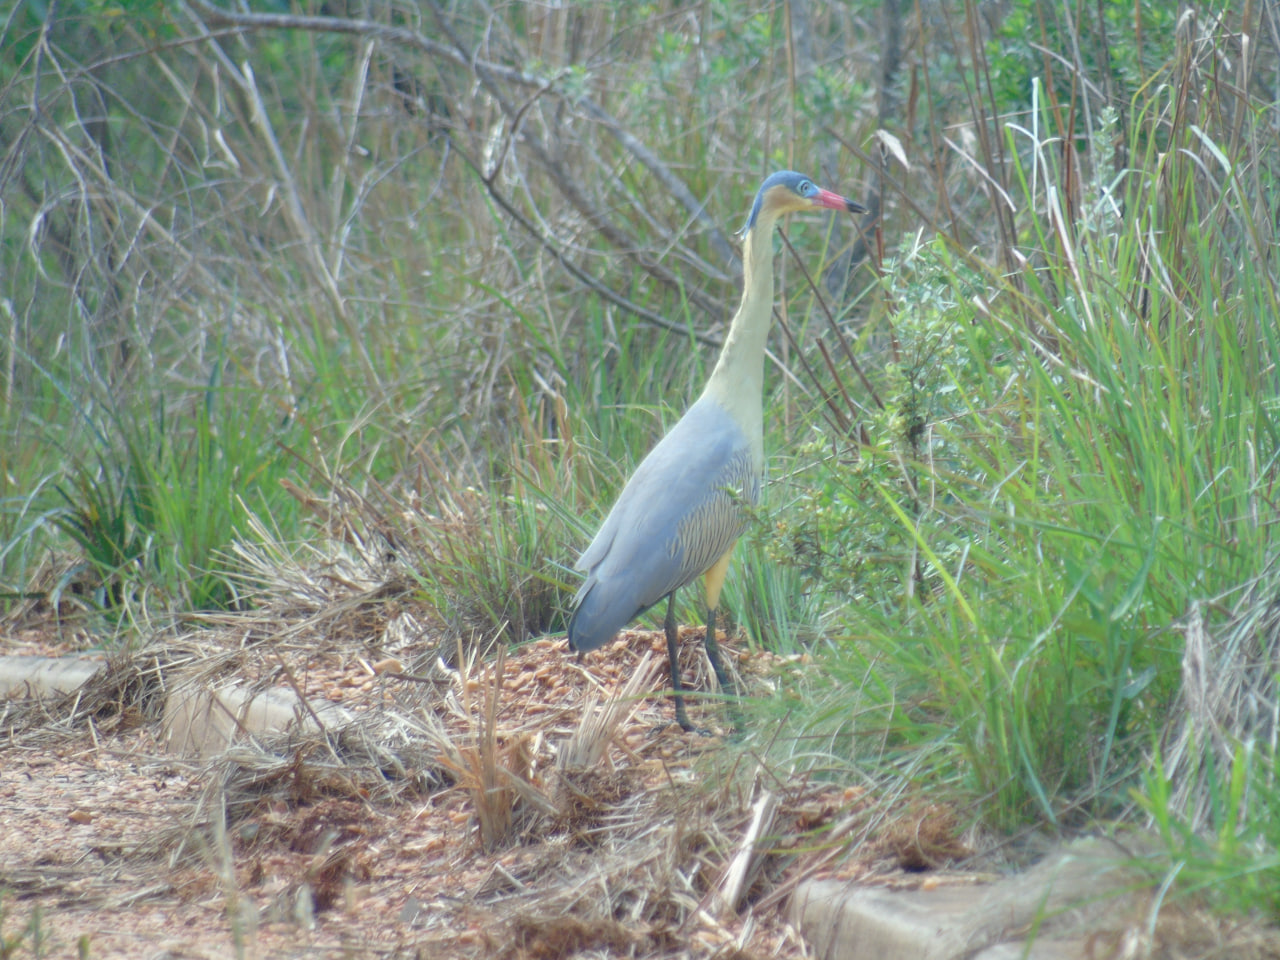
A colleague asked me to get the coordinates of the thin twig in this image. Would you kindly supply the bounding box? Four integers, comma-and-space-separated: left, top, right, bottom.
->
455, 149, 722, 347
779, 230, 883, 410
187, 0, 734, 321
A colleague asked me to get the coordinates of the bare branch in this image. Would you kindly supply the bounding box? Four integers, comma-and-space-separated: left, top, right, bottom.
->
186, 0, 736, 323
455, 148, 721, 347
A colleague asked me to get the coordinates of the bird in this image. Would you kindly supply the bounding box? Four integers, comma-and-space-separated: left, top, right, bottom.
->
567, 170, 867, 731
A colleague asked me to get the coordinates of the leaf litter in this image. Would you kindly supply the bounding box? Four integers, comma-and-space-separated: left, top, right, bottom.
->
0, 554, 880, 959
7, 540, 1276, 958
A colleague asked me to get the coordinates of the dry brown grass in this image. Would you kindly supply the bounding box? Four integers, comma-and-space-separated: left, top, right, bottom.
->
1163, 575, 1280, 834
6, 529, 1280, 958
0, 536, 881, 957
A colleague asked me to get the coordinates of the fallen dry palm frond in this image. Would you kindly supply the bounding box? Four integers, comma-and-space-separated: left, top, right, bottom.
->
0, 633, 213, 745
229, 505, 408, 615
477, 764, 855, 960
550, 653, 660, 832
714, 775, 780, 918
388, 634, 855, 955
197, 728, 425, 825
419, 643, 558, 851
167, 695, 456, 870
489, 915, 646, 960
558, 652, 659, 771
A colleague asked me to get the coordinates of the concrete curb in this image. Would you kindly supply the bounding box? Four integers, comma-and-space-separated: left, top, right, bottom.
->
0, 654, 351, 759
0, 654, 105, 699
791, 836, 1153, 960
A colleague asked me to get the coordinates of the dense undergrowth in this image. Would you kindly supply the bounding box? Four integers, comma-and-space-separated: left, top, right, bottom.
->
3, 0, 1278, 924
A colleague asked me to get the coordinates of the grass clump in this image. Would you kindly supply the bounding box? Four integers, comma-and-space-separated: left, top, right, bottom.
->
759, 19, 1280, 915
24, 355, 300, 621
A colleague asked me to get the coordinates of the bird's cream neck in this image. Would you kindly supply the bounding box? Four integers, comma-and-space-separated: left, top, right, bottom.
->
702, 217, 776, 409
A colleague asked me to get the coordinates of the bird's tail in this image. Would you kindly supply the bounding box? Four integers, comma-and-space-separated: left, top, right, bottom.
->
567, 579, 635, 654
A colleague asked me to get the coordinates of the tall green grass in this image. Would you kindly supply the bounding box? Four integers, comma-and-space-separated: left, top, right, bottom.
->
766, 73, 1278, 883
38, 352, 301, 619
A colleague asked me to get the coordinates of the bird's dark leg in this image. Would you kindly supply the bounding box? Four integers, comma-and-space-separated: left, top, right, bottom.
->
702, 604, 734, 696
665, 592, 695, 732
705, 605, 745, 734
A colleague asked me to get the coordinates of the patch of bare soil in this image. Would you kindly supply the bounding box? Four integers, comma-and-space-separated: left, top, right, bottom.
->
0, 601, 888, 960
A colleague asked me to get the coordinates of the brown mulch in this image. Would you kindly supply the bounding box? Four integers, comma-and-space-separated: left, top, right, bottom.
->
0, 601, 900, 960
5, 582, 1279, 960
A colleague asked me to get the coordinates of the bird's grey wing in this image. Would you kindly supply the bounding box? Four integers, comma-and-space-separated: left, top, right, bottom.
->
568, 399, 759, 652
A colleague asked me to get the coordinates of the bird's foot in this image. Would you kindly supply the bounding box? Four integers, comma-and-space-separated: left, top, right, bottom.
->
675, 706, 726, 737
643, 714, 714, 738
677, 719, 716, 737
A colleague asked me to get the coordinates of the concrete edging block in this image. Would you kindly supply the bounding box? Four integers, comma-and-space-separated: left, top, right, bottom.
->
0, 655, 105, 699
162, 682, 354, 758
791, 836, 1153, 960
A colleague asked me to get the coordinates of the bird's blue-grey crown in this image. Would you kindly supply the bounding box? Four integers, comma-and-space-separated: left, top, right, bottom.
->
743, 170, 818, 231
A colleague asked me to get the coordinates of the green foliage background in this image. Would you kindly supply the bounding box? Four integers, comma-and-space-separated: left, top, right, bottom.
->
2, 0, 1278, 917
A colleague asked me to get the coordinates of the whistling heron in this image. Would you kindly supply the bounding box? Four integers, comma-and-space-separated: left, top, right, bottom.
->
568, 171, 866, 731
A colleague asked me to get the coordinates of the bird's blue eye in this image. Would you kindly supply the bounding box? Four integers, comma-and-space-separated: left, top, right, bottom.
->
799, 180, 813, 194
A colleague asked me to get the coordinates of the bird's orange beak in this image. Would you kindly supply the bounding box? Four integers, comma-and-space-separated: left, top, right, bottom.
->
813, 188, 868, 215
